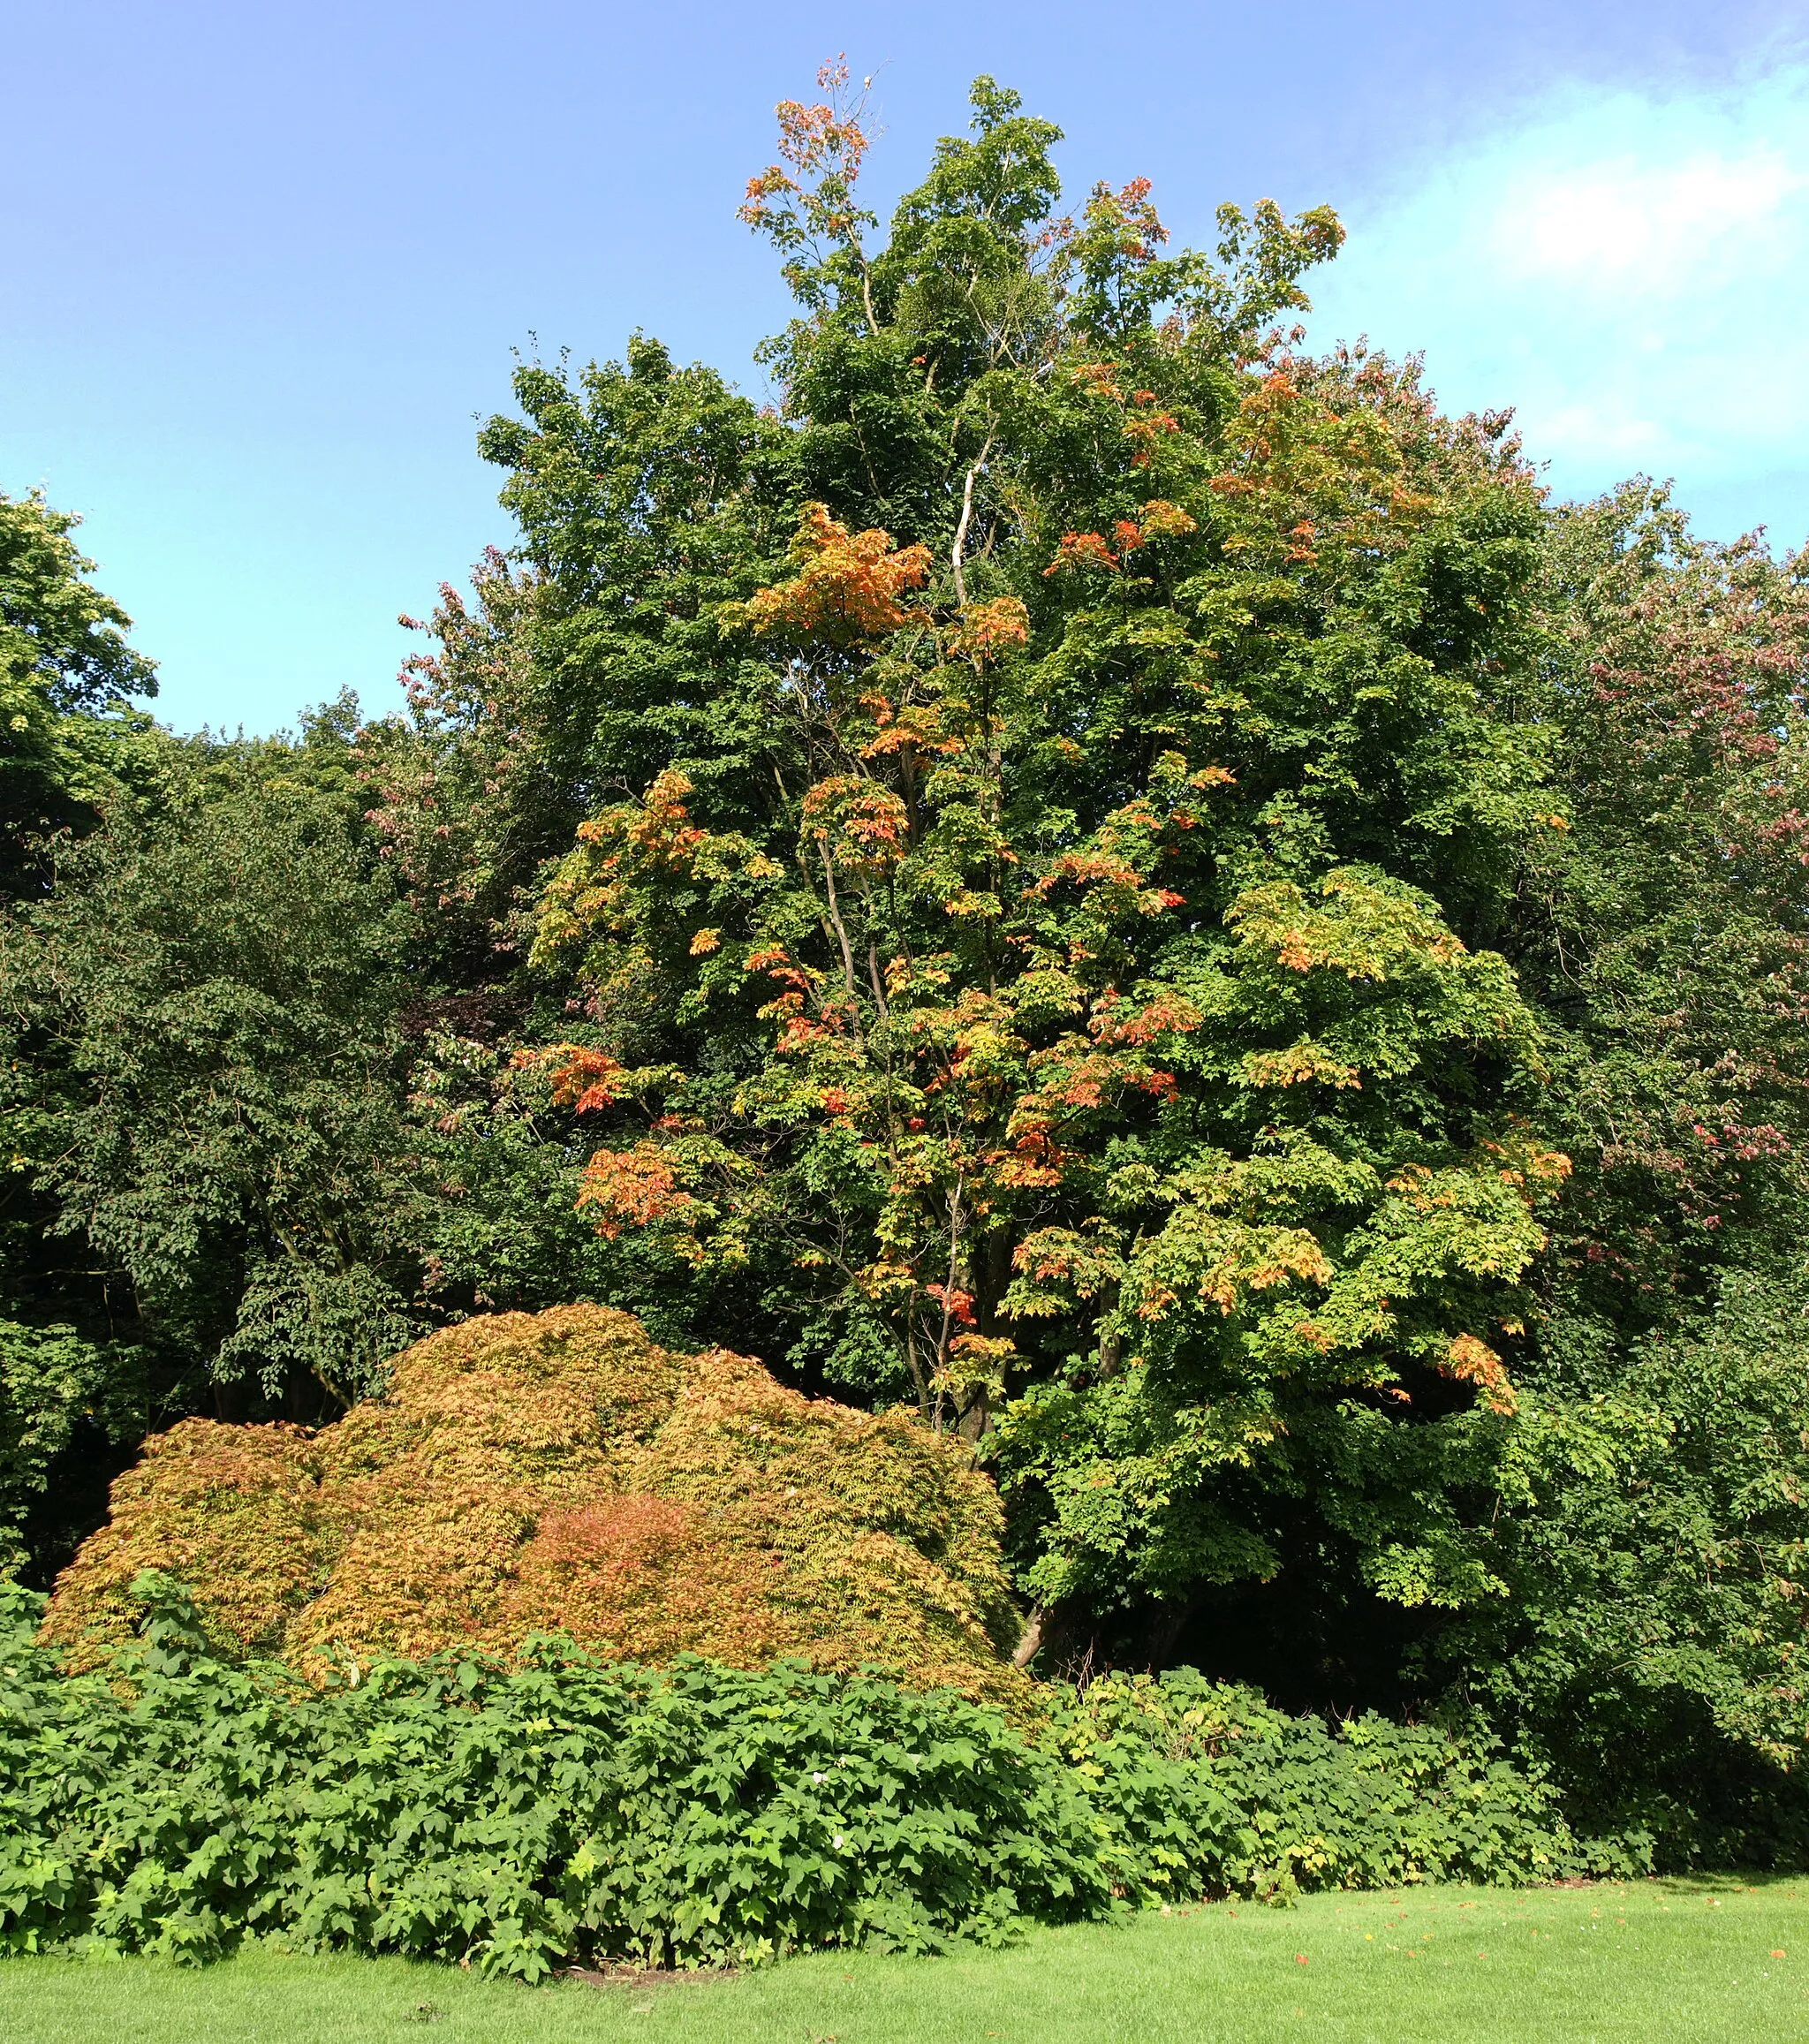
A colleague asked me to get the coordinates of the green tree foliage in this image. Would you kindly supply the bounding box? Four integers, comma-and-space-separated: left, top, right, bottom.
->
355, 550, 560, 979
1458, 1270, 1809, 1859
0, 1321, 135, 1571
0, 713, 424, 1577
1523, 485, 1809, 1332
1486, 488, 1809, 1837
0, 490, 166, 1571
4, 749, 416, 1407
0, 489, 159, 892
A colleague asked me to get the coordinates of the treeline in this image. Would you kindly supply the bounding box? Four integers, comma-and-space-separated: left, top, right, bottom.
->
4, 71, 1809, 1859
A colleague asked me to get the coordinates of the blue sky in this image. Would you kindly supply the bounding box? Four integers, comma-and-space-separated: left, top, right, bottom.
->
5, 1, 1805, 735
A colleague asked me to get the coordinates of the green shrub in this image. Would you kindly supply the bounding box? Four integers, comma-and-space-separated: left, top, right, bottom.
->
0, 1578, 1627, 1980
3, 1580, 1093, 1979
1045, 1670, 1646, 1900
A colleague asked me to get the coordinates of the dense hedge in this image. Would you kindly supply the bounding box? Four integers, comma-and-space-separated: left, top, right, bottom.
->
0, 1578, 1630, 1979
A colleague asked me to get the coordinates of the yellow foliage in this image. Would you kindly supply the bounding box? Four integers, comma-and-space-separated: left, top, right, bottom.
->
725, 503, 931, 645
42, 1306, 1028, 1706
38, 1421, 344, 1663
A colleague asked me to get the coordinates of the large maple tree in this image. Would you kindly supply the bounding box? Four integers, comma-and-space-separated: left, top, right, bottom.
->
488, 67, 1571, 1650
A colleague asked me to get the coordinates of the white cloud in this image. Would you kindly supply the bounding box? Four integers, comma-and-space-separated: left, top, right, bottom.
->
1302, 64, 1809, 546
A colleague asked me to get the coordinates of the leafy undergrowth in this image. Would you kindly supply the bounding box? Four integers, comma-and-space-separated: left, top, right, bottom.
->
2, 1880, 1805, 2044
0, 1579, 1639, 1980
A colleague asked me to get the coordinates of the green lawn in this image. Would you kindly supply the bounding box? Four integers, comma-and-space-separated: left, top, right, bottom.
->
4, 1879, 1805, 2044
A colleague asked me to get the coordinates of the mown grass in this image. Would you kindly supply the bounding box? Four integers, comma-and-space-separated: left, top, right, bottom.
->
4, 1877, 1805, 2044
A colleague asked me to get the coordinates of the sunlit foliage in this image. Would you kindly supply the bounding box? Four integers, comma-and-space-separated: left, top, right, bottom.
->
42, 1306, 1025, 1706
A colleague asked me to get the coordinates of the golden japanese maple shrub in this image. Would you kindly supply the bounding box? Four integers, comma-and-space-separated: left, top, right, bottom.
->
41, 1305, 1027, 1701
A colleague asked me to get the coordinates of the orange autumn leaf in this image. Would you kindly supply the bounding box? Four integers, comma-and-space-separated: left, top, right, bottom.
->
1442, 1331, 1518, 1416
577, 1141, 695, 1239
1138, 498, 1198, 541
800, 775, 911, 867
729, 502, 930, 643
950, 595, 1031, 659
515, 1043, 628, 1115
1044, 529, 1120, 577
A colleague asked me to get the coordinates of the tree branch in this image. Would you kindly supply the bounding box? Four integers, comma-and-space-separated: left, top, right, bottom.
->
950, 432, 995, 610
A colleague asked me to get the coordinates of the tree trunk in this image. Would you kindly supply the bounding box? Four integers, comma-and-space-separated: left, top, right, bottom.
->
1011, 1604, 1046, 1669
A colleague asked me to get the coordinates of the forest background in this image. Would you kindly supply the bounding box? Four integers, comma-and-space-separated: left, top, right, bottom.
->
5, 59, 1809, 1865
